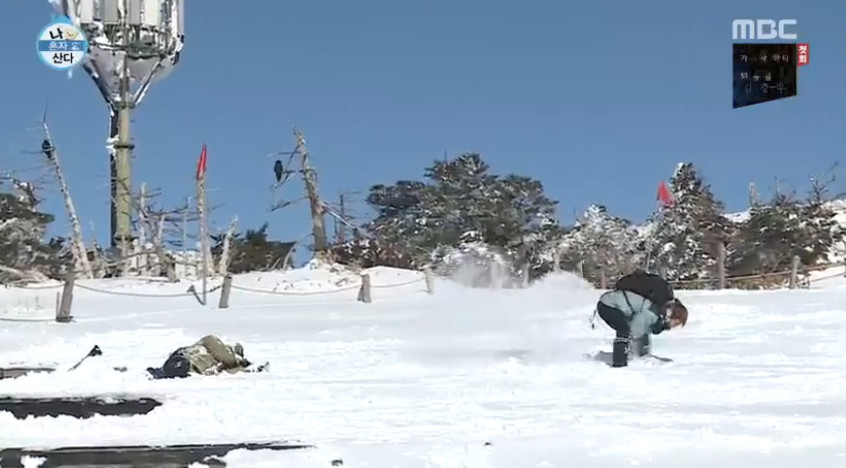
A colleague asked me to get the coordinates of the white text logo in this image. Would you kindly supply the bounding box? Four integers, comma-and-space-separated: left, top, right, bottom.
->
732, 19, 797, 40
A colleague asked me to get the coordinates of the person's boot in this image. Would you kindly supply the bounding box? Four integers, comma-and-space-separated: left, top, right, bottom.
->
612, 336, 629, 367
632, 334, 651, 358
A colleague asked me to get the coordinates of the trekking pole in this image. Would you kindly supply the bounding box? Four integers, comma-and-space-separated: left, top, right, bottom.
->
67, 345, 102, 371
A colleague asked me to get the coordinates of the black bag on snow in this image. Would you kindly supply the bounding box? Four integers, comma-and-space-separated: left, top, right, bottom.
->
614, 270, 674, 309
146, 349, 192, 379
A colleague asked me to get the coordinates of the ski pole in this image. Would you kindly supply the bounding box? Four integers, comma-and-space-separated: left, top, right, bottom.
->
67, 345, 102, 371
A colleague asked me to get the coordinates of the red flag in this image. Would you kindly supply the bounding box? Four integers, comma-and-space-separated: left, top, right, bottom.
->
657, 181, 673, 207
196, 144, 207, 180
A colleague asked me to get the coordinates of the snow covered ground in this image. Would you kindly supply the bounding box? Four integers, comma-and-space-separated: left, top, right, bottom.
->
0, 263, 845, 467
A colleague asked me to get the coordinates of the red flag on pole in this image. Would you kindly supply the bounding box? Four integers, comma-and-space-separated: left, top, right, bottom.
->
196, 144, 207, 180
657, 181, 673, 207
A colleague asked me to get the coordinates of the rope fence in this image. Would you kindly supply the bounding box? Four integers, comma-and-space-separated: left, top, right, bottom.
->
228, 283, 360, 296
589, 254, 846, 290
74, 283, 197, 298
0, 267, 436, 323
3, 255, 842, 324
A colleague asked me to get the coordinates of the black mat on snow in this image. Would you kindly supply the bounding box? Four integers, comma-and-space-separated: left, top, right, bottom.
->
0, 442, 314, 468
0, 367, 55, 380
0, 396, 162, 419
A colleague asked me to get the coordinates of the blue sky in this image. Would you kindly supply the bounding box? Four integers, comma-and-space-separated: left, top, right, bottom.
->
2, 0, 844, 261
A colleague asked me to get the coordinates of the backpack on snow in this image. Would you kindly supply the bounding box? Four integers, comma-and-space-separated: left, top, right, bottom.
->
614, 270, 674, 309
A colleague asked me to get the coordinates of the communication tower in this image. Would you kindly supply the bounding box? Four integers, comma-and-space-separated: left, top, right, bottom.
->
49, 0, 185, 255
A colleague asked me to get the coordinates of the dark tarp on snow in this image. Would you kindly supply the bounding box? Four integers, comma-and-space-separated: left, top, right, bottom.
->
0, 442, 314, 468
0, 367, 55, 380
0, 396, 162, 419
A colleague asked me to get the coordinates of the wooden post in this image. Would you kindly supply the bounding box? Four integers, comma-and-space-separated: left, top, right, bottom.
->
599, 266, 607, 289
717, 242, 726, 290
489, 262, 500, 289
553, 247, 561, 273
56, 273, 75, 323
217, 216, 238, 276
521, 262, 530, 288
789, 255, 800, 289
423, 267, 434, 294
357, 273, 372, 303
218, 275, 233, 309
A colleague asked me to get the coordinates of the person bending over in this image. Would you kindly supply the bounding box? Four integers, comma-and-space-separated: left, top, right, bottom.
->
596, 270, 688, 367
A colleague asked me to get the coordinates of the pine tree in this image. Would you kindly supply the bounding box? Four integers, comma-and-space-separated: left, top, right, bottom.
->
0, 180, 66, 283
645, 163, 732, 282
211, 223, 296, 273
488, 173, 562, 281
801, 176, 843, 264
731, 179, 843, 277
561, 204, 638, 284
347, 153, 562, 281
358, 179, 432, 265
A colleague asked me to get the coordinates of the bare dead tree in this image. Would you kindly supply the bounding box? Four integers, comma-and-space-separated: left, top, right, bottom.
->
321, 199, 363, 241
137, 182, 151, 275
216, 215, 238, 275
0, 265, 50, 284
293, 128, 328, 254
283, 232, 313, 272
266, 149, 304, 213
40, 117, 93, 279
131, 185, 198, 281
86, 220, 108, 278
809, 162, 838, 202
325, 190, 363, 243
262, 128, 330, 262
97, 177, 208, 280
270, 195, 306, 213
748, 182, 760, 208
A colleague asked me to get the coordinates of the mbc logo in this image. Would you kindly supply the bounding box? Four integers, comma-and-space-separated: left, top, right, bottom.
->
732, 19, 798, 40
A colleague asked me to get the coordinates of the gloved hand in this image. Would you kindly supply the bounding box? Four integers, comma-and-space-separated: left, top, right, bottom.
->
651, 318, 671, 335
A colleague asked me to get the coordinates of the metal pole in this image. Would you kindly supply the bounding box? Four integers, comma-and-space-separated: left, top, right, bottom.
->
202, 256, 207, 305
338, 193, 347, 243
108, 112, 119, 248
114, 63, 134, 253
182, 196, 189, 267
196, 172, 209, 305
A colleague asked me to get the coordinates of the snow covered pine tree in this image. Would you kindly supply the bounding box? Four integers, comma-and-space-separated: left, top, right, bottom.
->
560, 204, 638, 286
644, 163, 732, 285
0, 179, 69, 283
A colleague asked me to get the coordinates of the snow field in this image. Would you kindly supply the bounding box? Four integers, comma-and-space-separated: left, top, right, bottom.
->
0, 264, 844, 467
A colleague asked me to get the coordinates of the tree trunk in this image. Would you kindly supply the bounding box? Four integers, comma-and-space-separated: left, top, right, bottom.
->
217, 216, 238, 275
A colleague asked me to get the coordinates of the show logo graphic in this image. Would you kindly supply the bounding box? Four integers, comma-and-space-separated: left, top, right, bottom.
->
36, 15, 88, 71
732, 19, 808, 109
